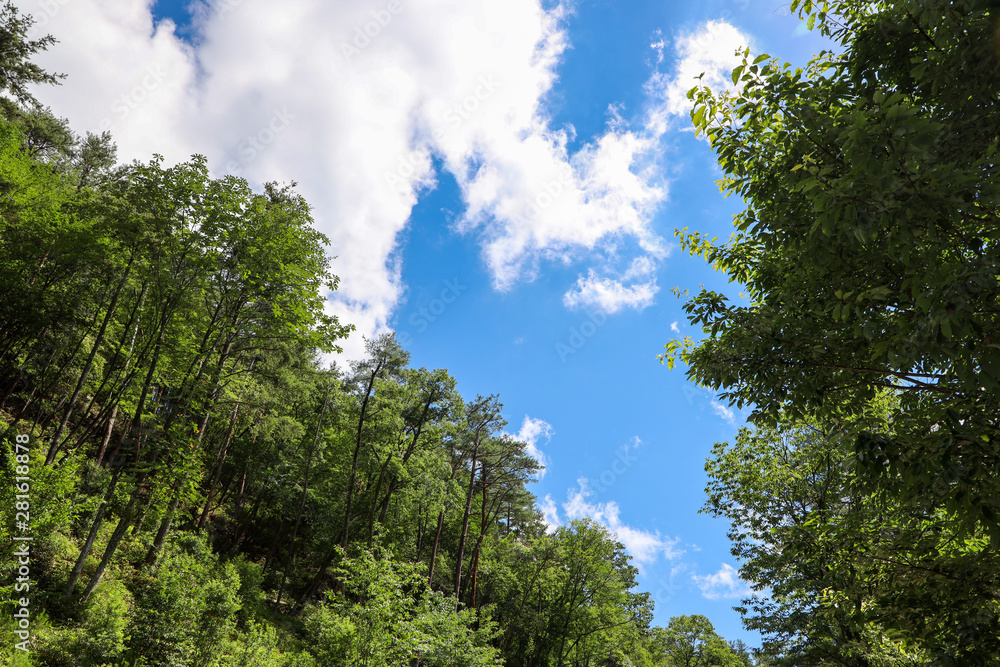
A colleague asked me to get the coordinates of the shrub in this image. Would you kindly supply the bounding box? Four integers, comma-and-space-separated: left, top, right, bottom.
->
126, 534, 241, 667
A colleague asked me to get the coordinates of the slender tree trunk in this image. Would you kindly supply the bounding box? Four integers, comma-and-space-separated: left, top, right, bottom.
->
64, 466, 123, 596
227, 486, 267, 555
367, 451, 394, 547
61, 281, 148, 460
79, 473, 147, 602
46, 257, 134, 464
296, 538, 340, 609
143, 483, 181, 566
196, 402, 241, 532
95, 403, 119, 466
415, 506, 425, 560
342, 358, 383, 548
263, 522, 289, 576
428, 510, 446, 586
276, 384, 331, 607
453, 451, 481, 599
427, 450, 465, 588
372, 390, 435, 532
470, 474, 489, 608
10, 342, 58, 428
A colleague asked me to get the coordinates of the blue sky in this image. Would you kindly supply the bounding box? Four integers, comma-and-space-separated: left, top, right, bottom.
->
25, 0, 831, 644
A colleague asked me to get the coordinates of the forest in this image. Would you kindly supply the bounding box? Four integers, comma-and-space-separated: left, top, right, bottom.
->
1, 0, 998, 665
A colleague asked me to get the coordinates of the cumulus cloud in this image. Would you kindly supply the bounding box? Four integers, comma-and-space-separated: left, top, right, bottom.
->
512, 415, 553, 478
692, 563, 754, 600
562, 478, 682, 566
670, 321, 680, 332
660, 19, 753, 118
27, 2, 751, 356
563, 255, 661, 314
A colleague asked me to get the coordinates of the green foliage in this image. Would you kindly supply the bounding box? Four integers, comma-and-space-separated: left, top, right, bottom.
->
669, 0, 1000, 664
0, 0, 64, 113
127, 535, 242, 667
0, 6, 745, 666
303, 546, 502, 667
703, 414, 942, 666
233, 555, 267, 625
221, 621, 280, 667
648, 615, 750, 667
82, 580, 132, 664
493, 520, 653, 667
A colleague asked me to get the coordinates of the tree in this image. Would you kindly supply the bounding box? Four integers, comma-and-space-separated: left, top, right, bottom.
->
303, 546, 502, 667
664, 0, 1000, 534
665, 1, 1000, 662
0, 0, 64, 115
493, 519, 653, 667
702, 410, 947, 666
0, 4, 748, 662
648, 615, 750, 667
453, 394, 505, 600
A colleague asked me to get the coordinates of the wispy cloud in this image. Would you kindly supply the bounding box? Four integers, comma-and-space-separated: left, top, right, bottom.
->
710, 400, 736, 425
692, 563, 754, 600
538, 494, 560, 532
563, 255, 661, 314
562, 478, 682, 567
512, 415, 554, 478
659, 19, 752, 119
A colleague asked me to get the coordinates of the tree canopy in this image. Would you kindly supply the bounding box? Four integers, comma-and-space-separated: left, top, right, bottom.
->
666, 0, 1000, 664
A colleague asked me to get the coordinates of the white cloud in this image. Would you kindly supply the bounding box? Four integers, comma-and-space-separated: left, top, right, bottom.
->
563, 255, 660, 314
692, 563, 753, 600
670, 320, 680, 333
538, 494, 560, 533
512, 415, 553, 478
660, 19, 752, 118
710, 400, 736, 425
27, 4, 751, 356
650, 29, 666, 65
562, 479, 682, 566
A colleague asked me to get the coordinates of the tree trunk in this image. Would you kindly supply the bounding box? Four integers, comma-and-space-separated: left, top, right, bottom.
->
372, 389, 436, 532
95, 403, 119, 466
276, 384, 331, 607
470, 472, 489, 608
453, 452, 481, 599
64, 466, 123, 596
342, 357, 384, 548
143, 483, 181, 567
196, 402, 241, 532
46, 255, 134, 464
79, 474, 146, 602
428, 510, 445, 586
